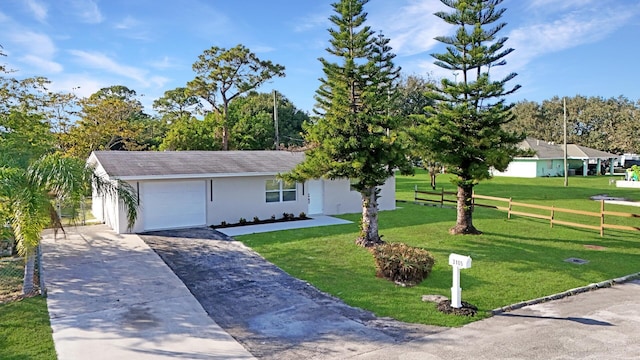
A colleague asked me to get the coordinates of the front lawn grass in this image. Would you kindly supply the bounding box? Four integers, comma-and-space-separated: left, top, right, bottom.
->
0, 296, 56, 359
239, 172, 640, 327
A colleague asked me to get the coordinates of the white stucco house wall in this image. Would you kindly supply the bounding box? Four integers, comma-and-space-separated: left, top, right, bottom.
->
87, 150, 396, 234
492, 138, 619, 178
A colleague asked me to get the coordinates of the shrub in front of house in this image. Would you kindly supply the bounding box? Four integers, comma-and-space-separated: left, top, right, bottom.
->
371, 242, 435, 286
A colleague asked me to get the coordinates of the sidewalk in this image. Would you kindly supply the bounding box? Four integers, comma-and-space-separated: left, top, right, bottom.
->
41, 225, 255, 360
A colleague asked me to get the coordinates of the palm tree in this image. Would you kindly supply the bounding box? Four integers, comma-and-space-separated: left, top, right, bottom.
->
0, 153, 139, 294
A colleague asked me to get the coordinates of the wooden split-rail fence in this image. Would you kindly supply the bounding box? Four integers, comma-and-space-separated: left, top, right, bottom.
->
413, 186, 640, 237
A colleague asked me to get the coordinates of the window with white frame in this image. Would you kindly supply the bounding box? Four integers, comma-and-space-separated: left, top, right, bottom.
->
265, 179, 296, 203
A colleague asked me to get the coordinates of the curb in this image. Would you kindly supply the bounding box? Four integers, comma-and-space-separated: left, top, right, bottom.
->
490, 271, 640, 315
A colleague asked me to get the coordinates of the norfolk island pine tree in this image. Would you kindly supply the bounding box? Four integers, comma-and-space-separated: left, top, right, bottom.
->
417, 0, 525, 234
285, 0, 413, 247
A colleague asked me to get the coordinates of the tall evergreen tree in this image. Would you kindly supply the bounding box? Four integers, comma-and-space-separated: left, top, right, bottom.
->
287, 0, 412, 247
421, 0, 524, 234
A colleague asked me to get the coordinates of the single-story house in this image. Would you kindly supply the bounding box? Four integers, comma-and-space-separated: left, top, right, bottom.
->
88, 150, 396, 234
491, 138, 619, 178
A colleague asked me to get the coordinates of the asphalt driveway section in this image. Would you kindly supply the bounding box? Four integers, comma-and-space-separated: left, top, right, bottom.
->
140, 227, 444, 360
41, 225, 255, 360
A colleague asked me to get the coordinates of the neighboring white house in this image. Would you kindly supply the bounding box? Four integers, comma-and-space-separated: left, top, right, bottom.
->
492, 138, 619, 178
88, 150, 396, 234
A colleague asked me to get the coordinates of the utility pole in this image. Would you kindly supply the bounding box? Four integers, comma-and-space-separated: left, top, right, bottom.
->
273, 90, 279, 150
563, 97, 568, 187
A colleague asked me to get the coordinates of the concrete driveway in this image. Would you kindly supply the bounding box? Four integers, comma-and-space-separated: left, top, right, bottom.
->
41, 225, 254, 360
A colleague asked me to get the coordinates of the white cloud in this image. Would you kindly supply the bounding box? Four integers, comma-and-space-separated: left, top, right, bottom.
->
70, 0, 104, 24
69, 50, 161, 88
505, 4, 636, 76
370, 0, 451, 57
114, 15, 138, 30
293, 12, 329, 33
527, 0, 598, 11
48, 74, 102, 98
149, 56, 177, 70
8, 30, 56, 57
149, 76, 170, 89
6, 30, 63, 72
25, 0, 48, 22
21, 55, 63, 73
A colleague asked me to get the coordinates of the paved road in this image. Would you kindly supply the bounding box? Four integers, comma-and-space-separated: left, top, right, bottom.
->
141, 227, 640, 360
353, 279, 640, 359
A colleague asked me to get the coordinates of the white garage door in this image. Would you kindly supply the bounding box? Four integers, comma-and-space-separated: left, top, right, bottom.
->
142, 180, 206, 231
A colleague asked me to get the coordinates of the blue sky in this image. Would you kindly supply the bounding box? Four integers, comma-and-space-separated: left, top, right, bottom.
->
2, 0, 639, 114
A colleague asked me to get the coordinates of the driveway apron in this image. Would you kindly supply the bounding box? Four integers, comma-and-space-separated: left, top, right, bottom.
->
41, 225, 255, 360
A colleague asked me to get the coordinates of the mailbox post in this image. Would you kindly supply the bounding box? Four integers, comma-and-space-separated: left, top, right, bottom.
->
448, 253, 472, 308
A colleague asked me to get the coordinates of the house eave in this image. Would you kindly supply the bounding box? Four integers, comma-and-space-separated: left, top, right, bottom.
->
116, 172, 284, 181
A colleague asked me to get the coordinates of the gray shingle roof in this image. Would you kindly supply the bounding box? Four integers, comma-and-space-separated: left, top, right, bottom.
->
519, 138, 618, 160
90, 150, 305, 179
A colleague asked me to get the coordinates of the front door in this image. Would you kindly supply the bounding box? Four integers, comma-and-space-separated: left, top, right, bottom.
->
307, 180, 324, 215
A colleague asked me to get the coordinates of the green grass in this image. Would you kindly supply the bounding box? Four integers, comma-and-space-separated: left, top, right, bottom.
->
0, 296, 57, 359
239, 171, 640, 327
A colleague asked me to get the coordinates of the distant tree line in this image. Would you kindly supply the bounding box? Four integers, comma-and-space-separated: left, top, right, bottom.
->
506, 95, 640, 154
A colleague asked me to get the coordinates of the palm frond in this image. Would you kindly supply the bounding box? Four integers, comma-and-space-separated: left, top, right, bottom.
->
90, 170, 139, 231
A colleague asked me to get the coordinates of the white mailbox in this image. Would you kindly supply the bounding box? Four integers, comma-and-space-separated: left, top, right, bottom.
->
449, 253, 472, 308
449, 254, 472, 269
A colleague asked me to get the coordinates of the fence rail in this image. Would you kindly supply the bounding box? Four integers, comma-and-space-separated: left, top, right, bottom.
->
413, 186, 457, 207
414, 187, 640, 237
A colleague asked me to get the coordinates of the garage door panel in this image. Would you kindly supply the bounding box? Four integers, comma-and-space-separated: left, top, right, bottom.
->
142, 180, 206, 231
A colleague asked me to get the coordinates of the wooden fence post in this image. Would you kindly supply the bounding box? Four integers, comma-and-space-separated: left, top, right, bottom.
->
508, 197, 512, 219
550, 206, 555, 228
414, 185, 417, 203
600, 200, 605, 237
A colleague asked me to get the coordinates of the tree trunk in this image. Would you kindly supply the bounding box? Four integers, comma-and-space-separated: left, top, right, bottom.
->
222, 125, 229, 151
22, 249, 36, 295
450, 184, 482, 235
222, 103, 229, 150
355, 186, 384, 247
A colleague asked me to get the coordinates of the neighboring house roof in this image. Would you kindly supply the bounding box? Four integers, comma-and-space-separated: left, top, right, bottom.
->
517, 138, 618, 160
88, 150, 305, 180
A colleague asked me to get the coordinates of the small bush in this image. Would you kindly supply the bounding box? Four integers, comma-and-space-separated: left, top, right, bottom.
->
270, 214, 276, 220
282, 213, 294, 220
371, 242, 435, 286
220, 221, 227, 227
299, 212, 307, 219
239, 217, 247, 225
253, 216, 260, 223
